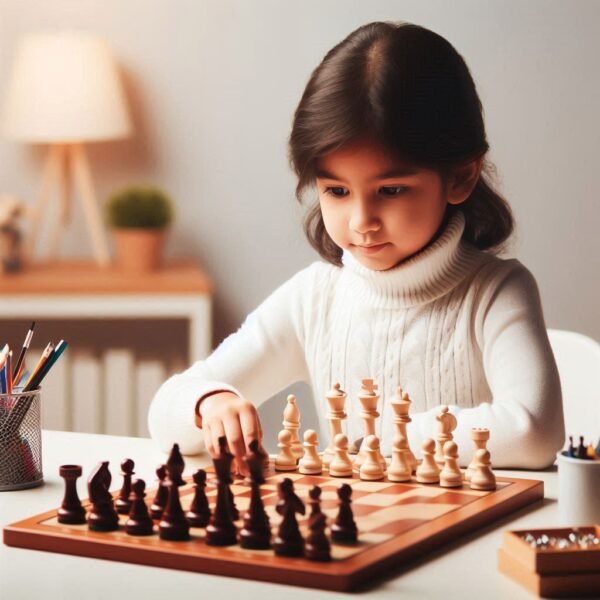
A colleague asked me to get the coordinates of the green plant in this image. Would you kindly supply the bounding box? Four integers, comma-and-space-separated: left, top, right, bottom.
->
105, 185, 174, 229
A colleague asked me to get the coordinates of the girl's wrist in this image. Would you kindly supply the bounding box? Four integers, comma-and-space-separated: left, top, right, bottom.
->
194, 390, 238, 428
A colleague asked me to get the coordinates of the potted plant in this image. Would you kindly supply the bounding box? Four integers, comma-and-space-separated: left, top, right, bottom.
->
105, 185, 173, 272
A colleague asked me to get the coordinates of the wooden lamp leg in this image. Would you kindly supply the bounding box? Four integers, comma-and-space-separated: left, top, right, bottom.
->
48, 145, 71, 259
70, 143, 111, 267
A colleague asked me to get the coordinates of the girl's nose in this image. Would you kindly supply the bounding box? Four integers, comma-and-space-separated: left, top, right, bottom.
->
349, 199, 380, 234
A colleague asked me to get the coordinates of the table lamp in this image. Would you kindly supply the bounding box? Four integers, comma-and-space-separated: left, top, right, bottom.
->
1, 31, 132, 266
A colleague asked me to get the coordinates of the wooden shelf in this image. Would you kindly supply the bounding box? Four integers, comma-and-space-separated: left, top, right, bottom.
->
0, 260, 214, 295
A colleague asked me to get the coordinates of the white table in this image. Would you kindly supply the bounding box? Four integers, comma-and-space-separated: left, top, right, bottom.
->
0, 431, 560, 600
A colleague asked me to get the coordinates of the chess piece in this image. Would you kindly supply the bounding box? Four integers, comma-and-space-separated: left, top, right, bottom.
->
359, 435, 385, 481
275, 429, 297, 471
390, 387, 417, 473
239, 439, 271, 549
322, 383, 347, 467
205, 436, 238, 546
331, 483, 358, 544
354, 379, 386, 471
186, 469, 211, 528
416, 438, 440, 484
159, 447, 190, 541
150, 464, 168, 519
469, 449, 496, 491
57, 464, 87, 524
126, 479, 154, 536
434, 406, 457, 467
273, 478, 305, 557
87, 461, 119, 532
387, 434, 412, 483
283, 394, 303, 460
567, 435, 576, 458
576, 436, 589, 460
439, 441, 462, 488
329, 433, 353, 477
304, 486, 331, 561
465, 428, 490, 482
299, 429, 322, 475
115, 458, 135, 515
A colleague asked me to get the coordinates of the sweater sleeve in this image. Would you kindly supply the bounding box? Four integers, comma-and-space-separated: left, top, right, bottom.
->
411, 261, 565, 469
148, 263, 317, 455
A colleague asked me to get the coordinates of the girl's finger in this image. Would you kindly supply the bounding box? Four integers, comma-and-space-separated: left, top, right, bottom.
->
203, 423, 215, 457
223, 414, 247, 465
239, 407, 262, 452
209, 420, 226, 458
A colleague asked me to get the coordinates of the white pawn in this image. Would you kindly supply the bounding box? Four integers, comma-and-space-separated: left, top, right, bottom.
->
359, 435, 385, 481
387, 431, 412, 482
329, 433, 353, 478
274, 430, 297, 471
416, 438, 440, 484
298, 429, 322, 475
439, 441, 462, 488
469, 449, 496, 491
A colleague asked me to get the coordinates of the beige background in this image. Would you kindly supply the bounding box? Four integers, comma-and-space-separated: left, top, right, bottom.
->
0, 0, 598, 346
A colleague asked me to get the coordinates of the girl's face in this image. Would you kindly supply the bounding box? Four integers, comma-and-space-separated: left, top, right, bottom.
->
316, 137, 467, 271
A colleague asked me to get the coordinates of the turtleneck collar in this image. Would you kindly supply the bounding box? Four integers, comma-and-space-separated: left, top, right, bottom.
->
340, 211, 486, 308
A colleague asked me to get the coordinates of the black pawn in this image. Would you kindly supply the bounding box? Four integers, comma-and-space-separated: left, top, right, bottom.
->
567, 435, 576, 457
239, 439, 271, 550
150, 465, 168, 519
304, 486, 330, 561
126, 479, 154, 536
159, 446, 190, 541
273, 478, 305, 557
57, 464, 87, 524
186, 469, 211, 528
87, 461, 119, 532
116, 458, 135, 515
331, 483, 358, 544
205, 436, 237, 546
576, 436, 589, 460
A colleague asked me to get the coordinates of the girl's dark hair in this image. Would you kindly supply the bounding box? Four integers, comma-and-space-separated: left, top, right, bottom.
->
288, 21, 514, 266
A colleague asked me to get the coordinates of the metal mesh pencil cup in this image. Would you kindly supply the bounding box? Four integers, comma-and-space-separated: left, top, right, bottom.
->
0, 389, 43, 491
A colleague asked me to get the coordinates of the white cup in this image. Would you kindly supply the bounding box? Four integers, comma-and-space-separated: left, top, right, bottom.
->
557, 452, 600, 525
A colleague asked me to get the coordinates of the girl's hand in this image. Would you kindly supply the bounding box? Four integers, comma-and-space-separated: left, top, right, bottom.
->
199, 391, 263, 472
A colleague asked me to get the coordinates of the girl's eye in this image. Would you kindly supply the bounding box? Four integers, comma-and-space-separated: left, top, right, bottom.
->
379, 185, 409, 196
323, 186, 348, 198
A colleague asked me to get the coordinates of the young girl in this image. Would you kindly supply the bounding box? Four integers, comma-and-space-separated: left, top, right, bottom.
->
149, 21, 564, 470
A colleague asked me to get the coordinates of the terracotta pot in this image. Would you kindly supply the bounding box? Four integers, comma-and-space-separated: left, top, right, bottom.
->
112, 228, 166, 272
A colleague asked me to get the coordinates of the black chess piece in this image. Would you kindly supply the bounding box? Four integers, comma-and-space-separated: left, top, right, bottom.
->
116, 458, 135, 515
87, 461, 119, 532
567, 435, 576, 457
57, 464, 87, 524
186, 469, 211, 528
126, 479, 154, 536
576, 436, 589, 460
150, 465, 168, 519
331, 483, 358, 544
159, 446, 190, 541
205, 436, 238, 546
273, 478, 305, 557
304, 486, 331, 561
239, 439, 271, 550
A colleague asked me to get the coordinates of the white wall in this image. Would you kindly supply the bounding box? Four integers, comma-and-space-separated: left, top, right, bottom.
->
0, 0, 598, 345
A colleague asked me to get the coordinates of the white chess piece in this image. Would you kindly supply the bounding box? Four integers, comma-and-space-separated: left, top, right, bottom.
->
469, 448, 496, 491
359, 435, 385, 481
274, 430, 297, 471
354, 379, 386, 471
434, 406, 457, 467
387, 431, 412, 483
391, 387, 417, 474
439, 441, 462, 488
298, 429, 322, 475
329, 433, 353, 477
465, 428, 490, 482
416, 438, 440, 483
283, 394, 303, 460
322, 383, 347, 467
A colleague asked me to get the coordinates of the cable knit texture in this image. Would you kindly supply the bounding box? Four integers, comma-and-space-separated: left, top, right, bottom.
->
148, 212, 564, 468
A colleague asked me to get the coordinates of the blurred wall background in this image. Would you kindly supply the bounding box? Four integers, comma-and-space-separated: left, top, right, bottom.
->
0, 0, 598, 345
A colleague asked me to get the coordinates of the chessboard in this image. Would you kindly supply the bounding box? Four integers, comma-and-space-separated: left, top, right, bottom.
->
4, 464, 543, 592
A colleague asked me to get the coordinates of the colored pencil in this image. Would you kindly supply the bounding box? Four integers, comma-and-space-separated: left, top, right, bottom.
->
7, 351, 13, 394
12, 321, 35, 385
26, 340, 69, 391
22, 342, 54, 392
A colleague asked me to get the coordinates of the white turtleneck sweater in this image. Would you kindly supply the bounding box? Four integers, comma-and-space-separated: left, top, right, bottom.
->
148, 212, 564, 469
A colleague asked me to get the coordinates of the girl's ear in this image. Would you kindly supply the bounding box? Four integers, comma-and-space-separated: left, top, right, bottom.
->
446, 156, 484, 205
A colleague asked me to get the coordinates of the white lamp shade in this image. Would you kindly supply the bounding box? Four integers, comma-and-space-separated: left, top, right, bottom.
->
1, 31, 132, 143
